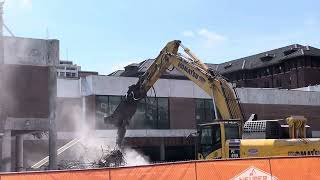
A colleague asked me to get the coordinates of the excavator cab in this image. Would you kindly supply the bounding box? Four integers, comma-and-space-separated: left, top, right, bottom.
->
197, 120, 241, 160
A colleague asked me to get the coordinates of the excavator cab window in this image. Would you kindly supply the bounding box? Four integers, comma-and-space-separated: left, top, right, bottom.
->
199, 124, 222, 158
224, 123, 241, 140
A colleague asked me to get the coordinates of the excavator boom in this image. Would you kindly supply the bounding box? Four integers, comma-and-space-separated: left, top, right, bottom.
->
105, 40, 243, 147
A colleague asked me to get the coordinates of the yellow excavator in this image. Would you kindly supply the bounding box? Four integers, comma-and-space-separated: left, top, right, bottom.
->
105, 40, 320, 160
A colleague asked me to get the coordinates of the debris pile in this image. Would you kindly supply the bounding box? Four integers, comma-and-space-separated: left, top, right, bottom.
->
93, 149, 125, 168
54, 148, 126, 170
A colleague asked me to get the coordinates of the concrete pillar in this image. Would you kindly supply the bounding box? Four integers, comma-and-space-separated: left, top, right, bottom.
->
15, 135, 23, 171
82, 96, 86, 128
48, 65, 57, 170
1, 130, 11, 172
160, 141, 165, 161
0, 2, 5, 172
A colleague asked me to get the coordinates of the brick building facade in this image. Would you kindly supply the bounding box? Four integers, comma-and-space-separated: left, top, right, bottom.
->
215, 44, 320, 89
116, 44, 320, 89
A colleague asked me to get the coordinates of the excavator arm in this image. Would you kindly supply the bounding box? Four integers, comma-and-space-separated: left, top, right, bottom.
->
105, 40, 243, 147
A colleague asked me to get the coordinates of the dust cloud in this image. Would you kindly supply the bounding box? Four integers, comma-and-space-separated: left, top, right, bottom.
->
56, 98, 149, 168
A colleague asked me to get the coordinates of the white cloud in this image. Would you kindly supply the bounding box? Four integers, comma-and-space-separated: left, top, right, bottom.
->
182, 30, 194, 37
21, 0, 32, 8
181, 28, 227, 48
197, 28, 226, 42
5, 0, 32, 9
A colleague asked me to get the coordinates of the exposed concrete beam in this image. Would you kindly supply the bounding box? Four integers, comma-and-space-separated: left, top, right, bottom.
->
5, 117, 49, 131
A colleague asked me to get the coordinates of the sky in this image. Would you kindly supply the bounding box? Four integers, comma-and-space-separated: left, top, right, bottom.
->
3, 0, 320, 75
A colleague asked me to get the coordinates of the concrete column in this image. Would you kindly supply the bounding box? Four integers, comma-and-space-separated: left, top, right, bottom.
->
1, 130, 11, 172
48, 65, 57, 170
0, 2, 5, 172
82, 96, 86, 127
160, 141, 165, 161
15, 135, 23, 171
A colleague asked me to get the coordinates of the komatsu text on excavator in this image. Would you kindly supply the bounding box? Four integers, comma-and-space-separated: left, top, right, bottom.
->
105, 40, 320, 160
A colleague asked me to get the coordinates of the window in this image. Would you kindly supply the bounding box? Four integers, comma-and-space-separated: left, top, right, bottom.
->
157, 98, 169, 129
96, 95, 169, 129
235, 73, 241, 81
108, 96, 122, 114
66, 72, 71, 77
284, 63, 290, 72
195, 99, 216, 123
95, 96, 121, 129
260, 54, 275, 62
130, 100, 147, 128
195, 99, 205, 123
204, 99, 214, 121
66, 67, 76, 70
298, 59, 304, 68
306, 59, 311, 67
253, 70, 258, 78
71, 73, 76, 77
200, 127, 212, 145
56, 66, 66, 70
145, 98, 157, 128
199, 124, 222, 158
276, 79, 282, 88
225, 123, 240, 140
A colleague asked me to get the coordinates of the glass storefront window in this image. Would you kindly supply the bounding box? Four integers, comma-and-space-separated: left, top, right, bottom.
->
204, 99, 214, 122
130, 100, 147, 129
108, 96, 122, 115
96, 95, 169, 129
195, 99, 216, 124
195, 99, 205, 123
157, 98, 169, 129
145, 97, 158, 128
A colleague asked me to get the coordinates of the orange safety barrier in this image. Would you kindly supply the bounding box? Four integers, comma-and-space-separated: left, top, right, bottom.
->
196, 158, 271, 180
270, 156, 320, 179
1, 156, 320, 180
1, 168, 111, 180
110, 161, 196, 180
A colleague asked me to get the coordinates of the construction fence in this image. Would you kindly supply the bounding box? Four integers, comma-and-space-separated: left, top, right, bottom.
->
1, 156, 320, 180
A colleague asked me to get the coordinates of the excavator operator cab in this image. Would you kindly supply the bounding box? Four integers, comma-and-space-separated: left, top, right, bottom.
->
197, 120, 241, 160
